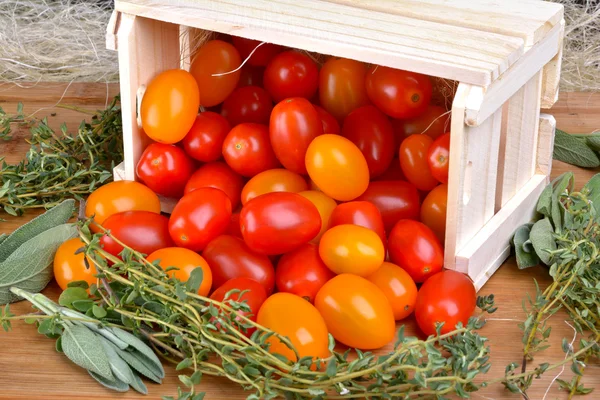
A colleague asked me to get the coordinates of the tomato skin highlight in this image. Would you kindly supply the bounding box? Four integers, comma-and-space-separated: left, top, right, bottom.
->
241, 168, 307, 205
222, 123, 280, 177
366, 262, 417, 321
54, 238, 98, 291
182, 112, 231, 162
388, 220, 444, 283
231, 37, 283, 67
240, 192, 321, 255
420, 184, 447, 244
415, 270, 476, 336
147, 247, 213, 296
315, 274, 395, 349
263, 51, 319, 102
136, 143, 195, 198
399, 134, 440, 192
298, 190, 337, 243
313, 105, 340, 135
427, 132, 450, 184
319, 58, 369, 121
328, 201, 387, 249
221, 86, 273, 126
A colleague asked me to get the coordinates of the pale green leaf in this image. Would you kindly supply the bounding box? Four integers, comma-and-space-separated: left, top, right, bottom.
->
62, 325, 114, 380
88, 370, 129, 392
110, 327, 164, 378
530, 218, 557, 265
553, 130, 600, 168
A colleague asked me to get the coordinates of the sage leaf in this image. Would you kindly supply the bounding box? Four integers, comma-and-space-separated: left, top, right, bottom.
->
553, 129, 600, 168
185, 267, 204, 293
110, 327, 164, 378
99, 337, 136, 384
58, 287, 89, 307
583, 174, 600, 216
62, 325, 114, 380
129, 371, 149, 395
0, 234, 7, 246
512, 224, 540, 269
106, 341, 162, 383
59, 307, 129, 350
586, 132, 600, 151
536, 182, 552, 218
529, 218, 557, 265
551, 173, 573, 234
88, 370, 129, 392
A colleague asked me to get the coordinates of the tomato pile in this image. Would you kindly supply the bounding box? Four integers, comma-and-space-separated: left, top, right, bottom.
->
54, 36, 476, 356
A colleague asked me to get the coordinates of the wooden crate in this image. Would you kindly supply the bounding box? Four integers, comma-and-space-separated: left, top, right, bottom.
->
108, 0, 564, 291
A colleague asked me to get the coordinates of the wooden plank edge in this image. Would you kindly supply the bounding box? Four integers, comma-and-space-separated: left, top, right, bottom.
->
536, 114, 557, 176
541, 20, 565, 109
114, 162, 177, 213
106, 10, 120, 51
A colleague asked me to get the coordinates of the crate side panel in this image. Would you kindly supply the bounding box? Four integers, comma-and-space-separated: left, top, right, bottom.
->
541, 20, 564, 109
536, 114, 557, 176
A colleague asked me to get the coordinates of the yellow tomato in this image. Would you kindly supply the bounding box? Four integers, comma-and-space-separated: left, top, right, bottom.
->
305, 134, 369, 201
298, 191, 337, 243
53, 238, 98, 291
319, 224, 384, 276
366, 262, 417, 321
147, 247, 213, 296
241, 169, 308, 205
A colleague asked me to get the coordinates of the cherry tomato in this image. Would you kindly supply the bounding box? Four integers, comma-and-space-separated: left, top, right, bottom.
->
136, 143, 195, 198
240, 192, 320, 255
313, 105, 340, 135
226, 213, 243, 238
140, 69, 200, 144
191, 40, 241, 107
415, 270, 476, 336
237, 65, 264, 88
263, 51, 318, 102
257, 293, 330, 362
305, 134, 369, 201
86, 181, 161, 231
388, 220, 443, 283
270, 98, 323, 174
99, 211, 173, 258
373, 159, 405, 182
147, 247, 212, 296
315, 274, 395, 349
231, 37, 283, 66
356, 180, 420, 232
53, 238, 97, 291
365, 66, 432, 119
222, 123, 280, 177
319, 224, 384, 277
342, 105, 395, 178
328, 201, 386, 249
241, 169, 307, 205
399, 134, 439, 191
184, 162, 244, 210
319, 58, 369, 121
221, 86, 273, 126
392, 105, 449, 144
421, 184, 447, 244
428, 132, 450, 184
298, 190, 337, 243
169, 187, 232, 251
182, 112, 231, 162
366, 262, 417, 321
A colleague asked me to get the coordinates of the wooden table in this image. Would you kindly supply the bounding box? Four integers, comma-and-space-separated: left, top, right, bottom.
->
1, 83, 599, 399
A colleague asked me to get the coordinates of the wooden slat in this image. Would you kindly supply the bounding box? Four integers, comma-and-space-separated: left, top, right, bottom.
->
536, 114, 557, 176
541, 20, 565, 109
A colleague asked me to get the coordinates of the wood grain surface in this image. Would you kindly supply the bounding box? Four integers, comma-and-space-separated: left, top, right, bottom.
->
0, 83, 599, 399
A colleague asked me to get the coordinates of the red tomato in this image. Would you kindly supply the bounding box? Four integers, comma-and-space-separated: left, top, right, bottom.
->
319, 58, 369, 121
365, 66, 432, 119
182, 112, 231, 162
313, 105, 340, 135
428, 132, 450, 184
240, 192, 321, 255
328, 201, 386, 249
399, 134, 439, 192
169, 187, 232, 251
263, 51, 319, 102
184, 162, 244, 210
221, 86, 273, 126
415, 270, 476, 336
356, 180, 420, 232
275, 243, 334, 303
231, 37, 283, 67
237, 66, 264, 88
226, 213, 243, 238
241, 169, 307, 205
203, 235, 275, 294
136, 143, 195, 198
342, 105, 395, 178
147, 247, 212, 296
269, 98, 323, 174
298, 190, 337, 243
222, 123, 280, 177
366, 262, 417, 321
392, 105, 449, 144
421, 184, 447, 244
190, 40, 241, 107
373, 159, 405, 182
388, 220, 443, 283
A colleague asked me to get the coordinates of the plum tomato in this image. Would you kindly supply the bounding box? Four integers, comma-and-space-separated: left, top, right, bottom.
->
222, 123, 280, 177
313, 105, 340, 134
342, 105, 395, 178
356, 180, 420, 232
140, 69, 200, 144
168, 187, 232, 252
305, 134, 369, 201
319, 58, 369, 121
366, 262, 417, 321
240, 192, 321, 255
315, 274, 395, 349
319, 224, 384, 277
420, 184, 447, 244
226, 213, 243, 238
328, 201, 386, 249
241, 169, 308, 205
221, 86, 273, 126
184, 162, 244, 210
365, 66, 432, 119
298, 190, 337, 243
270, 98, 323, 174
53, 238, 97, 291
147, 247, 212, 296
237, 65, 264, 88
231, 37, 283, 66
427, 132, 450, 184
182, 112, 231, 162
263, 51, 319, 102
372, 159, 405, 182
190, 40, 241, 107
275, 243, 334, 303
399, 134, 439, 191
257, 292, 330, 363
392, 105, 449, 145
136, 143, 195, 198
388, 220, 443, 283
415, 270, 476, 336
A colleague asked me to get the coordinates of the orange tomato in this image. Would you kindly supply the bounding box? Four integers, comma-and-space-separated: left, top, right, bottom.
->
315, 274, 395, 349
85, 180, 161, 231
366, 262, 417, 321
257, 292, 330, 363
305, 134, 369, 201
319, 58, 369, 121
140, 69, 200, 144
298, 191, 337, 243
147, 247, 213, 296
319, 224, 384, 277
53, 238, 98, 291
241, 169, 308, 205
420, 184, 447, 243
399, 134, 439, 192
